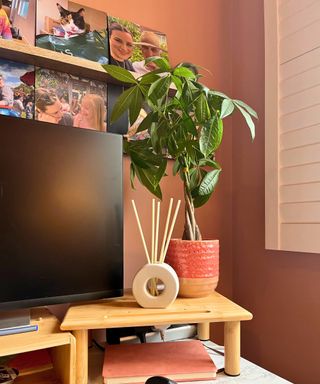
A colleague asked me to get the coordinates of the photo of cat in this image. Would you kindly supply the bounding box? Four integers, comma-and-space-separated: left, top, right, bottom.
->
55, 3, 86, 39
35, 1, 109, 64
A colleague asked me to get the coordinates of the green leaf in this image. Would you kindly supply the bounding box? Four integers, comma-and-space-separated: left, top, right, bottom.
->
194, 82, 210, 97
220, 98, 235, 119
130, 163, 136, 189
128, 87, 144, 125
195, 93, 211, 122
210, 90, 229, 99
157, 117, 171, 138
193, 193, 212, 208
136, 111, 156, 133
102, 64, 137, 84
199, 169, 221, 196
148, 75, 171, 102
145, 57, 170, 71
180, 113, 197, 135
207, 92, 223, 111
154, 157, 167, 185
173, 67, 196, 79
235, 104, 256, 140
173, 159, 181, 176
213, 118, 224, 151
135, 167, 162, 199
233, 99, 258, 119
171, 75, 183, 94
111, 86, 140, 123
123, 138, 129, 154
199, 116, 218, 157
139, 84, 149, 97
189, 168, 202, 191
130, 150, 149, 169
199, 159, 221, 168
139, 72, 161, 85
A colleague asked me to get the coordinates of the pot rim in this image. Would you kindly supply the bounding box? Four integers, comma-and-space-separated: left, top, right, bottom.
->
170, 238, 219, 243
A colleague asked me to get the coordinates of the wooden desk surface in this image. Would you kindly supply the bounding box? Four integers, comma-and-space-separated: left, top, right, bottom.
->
61, 291, 252, 331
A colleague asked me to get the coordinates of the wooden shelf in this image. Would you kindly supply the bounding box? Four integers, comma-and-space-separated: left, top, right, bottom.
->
0, 39, 117, 84
0, 39, 178, 101
0, 308, 76, 384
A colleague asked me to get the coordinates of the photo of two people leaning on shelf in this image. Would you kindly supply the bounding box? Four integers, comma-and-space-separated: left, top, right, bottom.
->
109, 22, 168, 75
35, 88, 106, 132
107, 18, 169, 139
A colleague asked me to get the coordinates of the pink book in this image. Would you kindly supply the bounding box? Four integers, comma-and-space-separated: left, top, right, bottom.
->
102, 340, 216, 384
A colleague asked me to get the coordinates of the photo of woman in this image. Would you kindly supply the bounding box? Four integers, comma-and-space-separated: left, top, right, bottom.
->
108, 22, 134, 70
73, 93, 106, 132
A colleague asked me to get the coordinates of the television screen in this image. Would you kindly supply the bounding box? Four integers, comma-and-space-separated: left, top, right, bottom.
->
0, 116, 123, 311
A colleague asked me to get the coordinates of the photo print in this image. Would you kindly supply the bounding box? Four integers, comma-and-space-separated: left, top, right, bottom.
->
107, 15, 169, 139
36, 1, 109, 64
0, 58, 35, 119
35, 68, 107, 131
132, 25, 169, 75
107, 15, 169, 74
0, 0, 36, 44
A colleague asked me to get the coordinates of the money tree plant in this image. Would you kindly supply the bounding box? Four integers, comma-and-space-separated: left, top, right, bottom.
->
103, 58, 257, 240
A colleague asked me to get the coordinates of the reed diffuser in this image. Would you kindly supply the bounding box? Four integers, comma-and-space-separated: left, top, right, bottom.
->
131, 198, 181, 308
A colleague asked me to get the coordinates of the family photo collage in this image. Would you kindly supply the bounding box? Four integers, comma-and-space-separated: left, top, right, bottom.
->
0, 0, 169, 137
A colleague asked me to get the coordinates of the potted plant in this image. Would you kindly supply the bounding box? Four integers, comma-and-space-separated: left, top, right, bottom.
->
103, 58, 257, 297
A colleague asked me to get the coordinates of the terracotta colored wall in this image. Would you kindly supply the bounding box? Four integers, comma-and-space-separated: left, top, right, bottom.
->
232, 1, 320, 383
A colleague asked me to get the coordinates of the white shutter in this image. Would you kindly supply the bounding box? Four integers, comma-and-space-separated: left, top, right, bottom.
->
265, 0, 320, 253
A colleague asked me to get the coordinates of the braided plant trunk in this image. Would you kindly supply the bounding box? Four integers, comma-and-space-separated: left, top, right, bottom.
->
182, 183, 202, 241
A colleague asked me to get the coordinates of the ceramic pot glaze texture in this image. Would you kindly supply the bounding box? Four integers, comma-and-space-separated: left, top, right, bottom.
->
166, 239, 219, 298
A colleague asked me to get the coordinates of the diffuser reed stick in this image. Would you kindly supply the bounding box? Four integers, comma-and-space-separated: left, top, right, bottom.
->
132, 198, 181, 265
151, 199, 155, 264
154, 201, 161, 263
158, 198, 173, 264
160, 200, 181, 264
131, 200, 151, 264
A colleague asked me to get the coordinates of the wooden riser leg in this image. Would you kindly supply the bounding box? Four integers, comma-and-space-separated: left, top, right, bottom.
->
197, 322, 210, 340
224, 321, 240, 376
73, 329, 88, 384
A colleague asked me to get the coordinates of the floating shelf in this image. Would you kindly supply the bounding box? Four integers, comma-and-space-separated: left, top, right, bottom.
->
0, 39, 117, 83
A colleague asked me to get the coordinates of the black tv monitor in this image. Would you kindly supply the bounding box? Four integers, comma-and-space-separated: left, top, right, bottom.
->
0, 116, 123, 312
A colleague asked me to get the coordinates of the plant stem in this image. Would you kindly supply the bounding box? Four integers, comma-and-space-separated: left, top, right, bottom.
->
182, 160, 202, 241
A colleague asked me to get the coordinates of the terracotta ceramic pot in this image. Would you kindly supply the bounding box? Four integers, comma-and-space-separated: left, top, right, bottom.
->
165, 239, 219, 298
